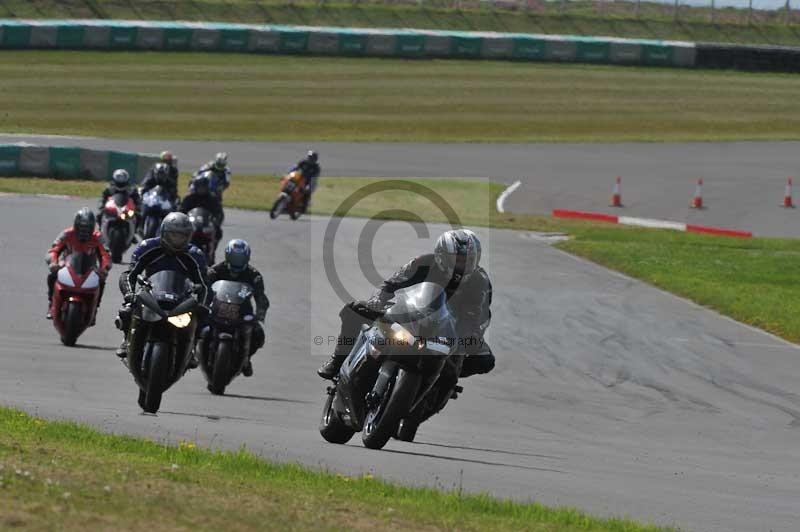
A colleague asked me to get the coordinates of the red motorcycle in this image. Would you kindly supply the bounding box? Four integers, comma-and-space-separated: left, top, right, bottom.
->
187, 207, 218, 264
50, 251, 102, 346
102, 192, 137, 263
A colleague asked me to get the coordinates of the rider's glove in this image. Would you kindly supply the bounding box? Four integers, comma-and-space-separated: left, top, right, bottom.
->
49, 263, 60, 273
122, 292, 135, 305
364, 294, 390, 313
257, 312, 266, 323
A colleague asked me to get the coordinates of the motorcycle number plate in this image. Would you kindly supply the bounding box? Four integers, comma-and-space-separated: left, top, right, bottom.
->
215, 302, 240, 321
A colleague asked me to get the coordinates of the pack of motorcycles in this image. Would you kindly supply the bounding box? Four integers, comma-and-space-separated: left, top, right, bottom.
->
49, 170, 467, 450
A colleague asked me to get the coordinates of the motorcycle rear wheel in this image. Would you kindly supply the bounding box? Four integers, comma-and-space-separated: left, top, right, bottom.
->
395, 417, 420, 442
319, 389, 355, 444
362, 369, 421, 450
60, 301, 83, 347
143, 342, 169, 413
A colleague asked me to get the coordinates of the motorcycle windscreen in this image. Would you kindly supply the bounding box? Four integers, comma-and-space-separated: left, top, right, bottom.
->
211, 280, 252, 305
67, 252, 95, 276
112, 191, 129, 207
384, 282, 455, 339
148, 270, 193, 308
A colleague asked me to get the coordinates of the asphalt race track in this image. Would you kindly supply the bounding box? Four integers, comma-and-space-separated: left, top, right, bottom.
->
3, 134, 800, 237
2, 194, 800, 532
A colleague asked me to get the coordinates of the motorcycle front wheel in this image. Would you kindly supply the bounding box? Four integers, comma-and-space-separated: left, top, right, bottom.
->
61, 301, 83, 347
362, 369, 421, 450
143, 342, 169, 413
208, 340, 233, 395
269, 196, 288, 219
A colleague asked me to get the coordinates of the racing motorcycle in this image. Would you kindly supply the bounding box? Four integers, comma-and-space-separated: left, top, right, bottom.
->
124, 271, 199, 414
101, 191, 137, 263
197, 280, 257, 395
140, 185, 175, 239
319, 282, 461, 450
50, 251, 102, 346
269, 170, 306, 220
187, 207, 218, 265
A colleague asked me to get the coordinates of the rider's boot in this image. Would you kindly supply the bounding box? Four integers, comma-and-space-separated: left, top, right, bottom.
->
317, 353, 346, 380
116, 340, 128, 359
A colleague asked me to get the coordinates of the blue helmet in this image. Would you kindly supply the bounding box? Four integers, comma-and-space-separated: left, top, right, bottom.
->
225, 239, 250, 273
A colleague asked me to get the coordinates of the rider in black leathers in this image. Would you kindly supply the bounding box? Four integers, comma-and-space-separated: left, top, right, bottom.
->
289, 150, 320, 213
317, 229, 494, 381
97, 169, 142, 229
115, 212, 210, 358
202, 239, 269, 377
140, 162, 179, 204
179, 173, 224, 242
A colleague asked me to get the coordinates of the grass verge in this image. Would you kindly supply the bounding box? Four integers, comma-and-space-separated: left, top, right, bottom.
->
3, 0, 800, 47
0, 407, 671, 531
3, 175, 800, 344
3, 51, 800, 142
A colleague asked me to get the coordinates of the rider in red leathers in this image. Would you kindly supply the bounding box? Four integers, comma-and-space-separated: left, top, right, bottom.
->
46, 208, 112, 319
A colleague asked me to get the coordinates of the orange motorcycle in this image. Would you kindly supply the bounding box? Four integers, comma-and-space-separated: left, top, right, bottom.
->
269, 170, 306, 220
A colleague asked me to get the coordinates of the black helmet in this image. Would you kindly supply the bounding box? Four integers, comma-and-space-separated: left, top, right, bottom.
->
154, 162, 170, 185
213, 152, 228, 171
73, 208, 96, 242
306, 150, 318, 164
192, 173, 211, 196
111, 169, 130, 190
224, 239, 251, 274
433, 229, 481, 282
159, 212, 193, 253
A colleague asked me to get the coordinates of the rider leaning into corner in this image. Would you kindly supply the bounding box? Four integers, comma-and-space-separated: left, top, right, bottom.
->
115, 212, 210, 358
46, 208, 111, 319
317, 229, 494, 381
196, 152, 231, 198
290, 150, 321, 213
202, 239, 270, 377
97, 169, 142, 228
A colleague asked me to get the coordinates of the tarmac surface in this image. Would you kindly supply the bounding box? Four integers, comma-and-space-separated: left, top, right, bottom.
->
4, 134, 800, 237
3, 193, 800, 532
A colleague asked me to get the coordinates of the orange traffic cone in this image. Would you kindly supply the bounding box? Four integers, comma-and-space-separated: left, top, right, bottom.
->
782, 178, 794, 208
610, 176, 623, 207
690, 179, 704, 209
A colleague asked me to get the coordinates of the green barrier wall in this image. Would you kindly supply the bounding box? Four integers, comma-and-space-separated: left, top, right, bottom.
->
0, 144, 159, 182
0, 19, 698, 69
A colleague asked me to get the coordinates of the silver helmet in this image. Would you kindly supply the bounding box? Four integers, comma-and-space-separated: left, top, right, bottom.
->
159, 212, 193, 253
433, 229, 481, 281
111, 168, 130, 189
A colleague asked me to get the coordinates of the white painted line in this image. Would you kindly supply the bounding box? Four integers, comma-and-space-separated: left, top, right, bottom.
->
618, 216, 687, 232
496, 180, 521, 213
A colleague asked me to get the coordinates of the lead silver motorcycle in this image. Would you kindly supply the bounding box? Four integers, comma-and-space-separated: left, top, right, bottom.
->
319, 283, 462, 450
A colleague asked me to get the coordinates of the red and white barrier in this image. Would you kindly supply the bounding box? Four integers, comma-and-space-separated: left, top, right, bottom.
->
553, 209, 752, 238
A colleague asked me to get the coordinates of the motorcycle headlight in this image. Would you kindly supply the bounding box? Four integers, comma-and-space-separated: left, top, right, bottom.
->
390, 323, 416, 346
167, 312, 192, 328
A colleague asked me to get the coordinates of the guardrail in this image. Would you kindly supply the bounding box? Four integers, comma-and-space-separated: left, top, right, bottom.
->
0, 143, 159, 182
0, 19, 697, 68
1, 19, 798, 72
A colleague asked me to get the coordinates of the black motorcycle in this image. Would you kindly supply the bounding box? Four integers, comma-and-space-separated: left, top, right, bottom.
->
197, 280, 257, 395
319, 282, 460, 450
125, 271, 200, 413
140, 185, 176, 239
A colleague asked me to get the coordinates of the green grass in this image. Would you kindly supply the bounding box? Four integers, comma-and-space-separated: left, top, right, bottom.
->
4, 174, 800, 344
3, 51, 800, 142
3, 0, 800, 47
0, 407, 672, 531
